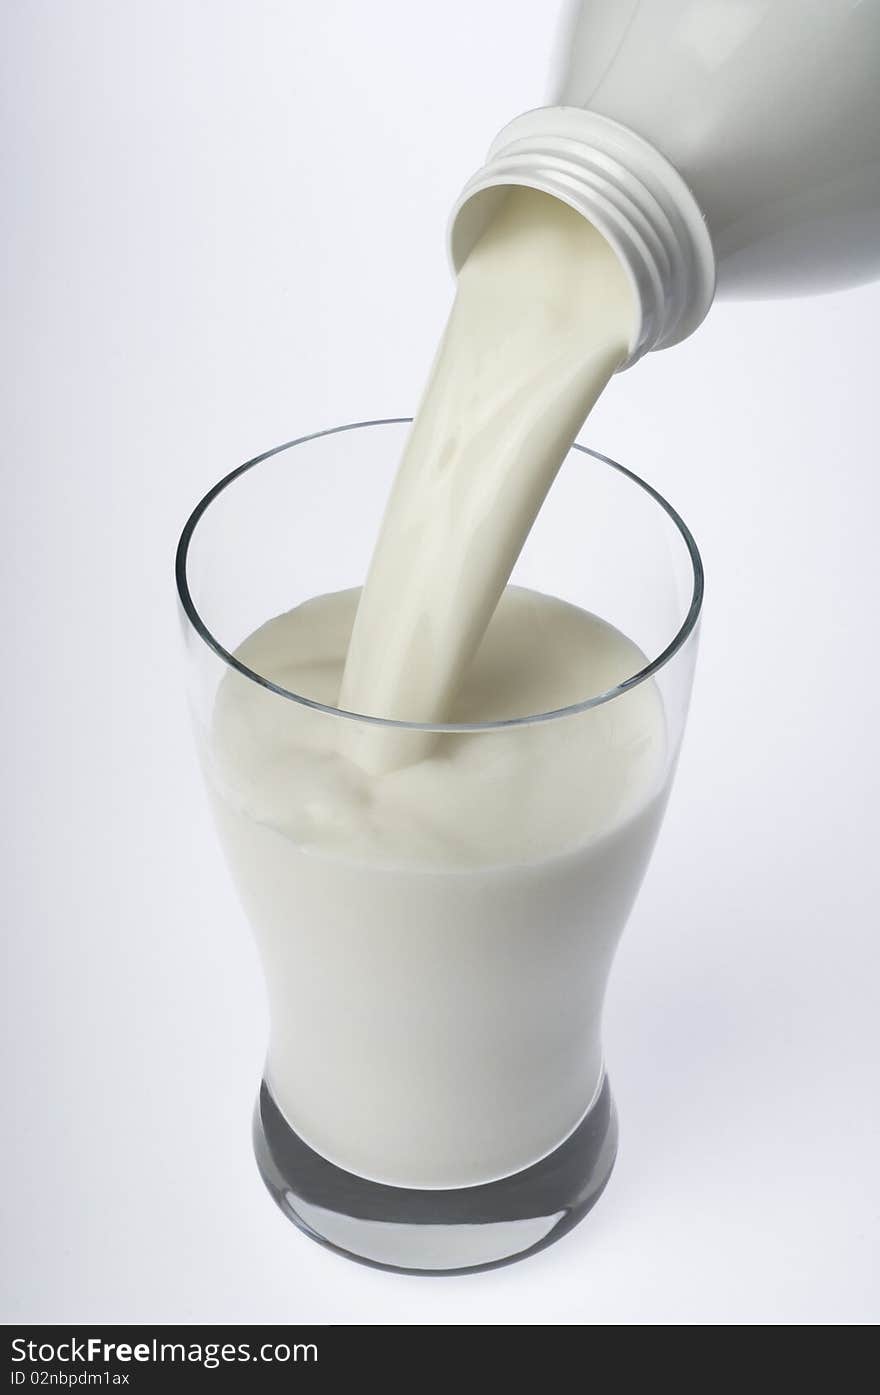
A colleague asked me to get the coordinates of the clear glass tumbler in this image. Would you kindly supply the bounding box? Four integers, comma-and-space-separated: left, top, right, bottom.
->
175, 418, 702, 1274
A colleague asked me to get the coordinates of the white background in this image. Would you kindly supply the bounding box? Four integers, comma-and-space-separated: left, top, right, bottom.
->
3, 0, 879, 1325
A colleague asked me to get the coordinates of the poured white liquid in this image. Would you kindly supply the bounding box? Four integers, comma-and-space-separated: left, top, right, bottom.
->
339, 187, 634, 769
206, 188, 666, 1188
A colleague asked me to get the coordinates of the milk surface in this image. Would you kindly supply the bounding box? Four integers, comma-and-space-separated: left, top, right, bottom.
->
208, 587, 669, 1188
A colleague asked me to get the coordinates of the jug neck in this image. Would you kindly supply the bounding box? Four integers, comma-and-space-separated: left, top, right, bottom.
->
448, 106, 716, 367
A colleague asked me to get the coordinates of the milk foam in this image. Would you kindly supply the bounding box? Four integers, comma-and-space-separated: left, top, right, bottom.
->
212, 586, 664, 867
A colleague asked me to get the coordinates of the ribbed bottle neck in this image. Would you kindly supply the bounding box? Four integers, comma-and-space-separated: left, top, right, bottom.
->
448, 107, 716, 367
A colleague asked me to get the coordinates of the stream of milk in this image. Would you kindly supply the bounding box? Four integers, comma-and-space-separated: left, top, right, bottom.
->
339, 186, 634, 768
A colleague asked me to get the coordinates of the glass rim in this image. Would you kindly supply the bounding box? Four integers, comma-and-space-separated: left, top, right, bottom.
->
175, 418, 704, 733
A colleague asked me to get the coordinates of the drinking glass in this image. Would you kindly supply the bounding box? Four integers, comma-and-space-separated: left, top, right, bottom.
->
175, 418, 702, 1273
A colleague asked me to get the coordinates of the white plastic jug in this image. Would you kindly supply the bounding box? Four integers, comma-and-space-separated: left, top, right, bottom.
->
450, 0, 880, 365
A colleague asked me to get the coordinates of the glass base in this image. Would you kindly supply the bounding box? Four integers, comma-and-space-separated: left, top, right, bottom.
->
253, 1077, 618, 1275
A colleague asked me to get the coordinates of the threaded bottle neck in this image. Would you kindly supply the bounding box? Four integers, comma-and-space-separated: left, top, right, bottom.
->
448, 107, 716, 367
